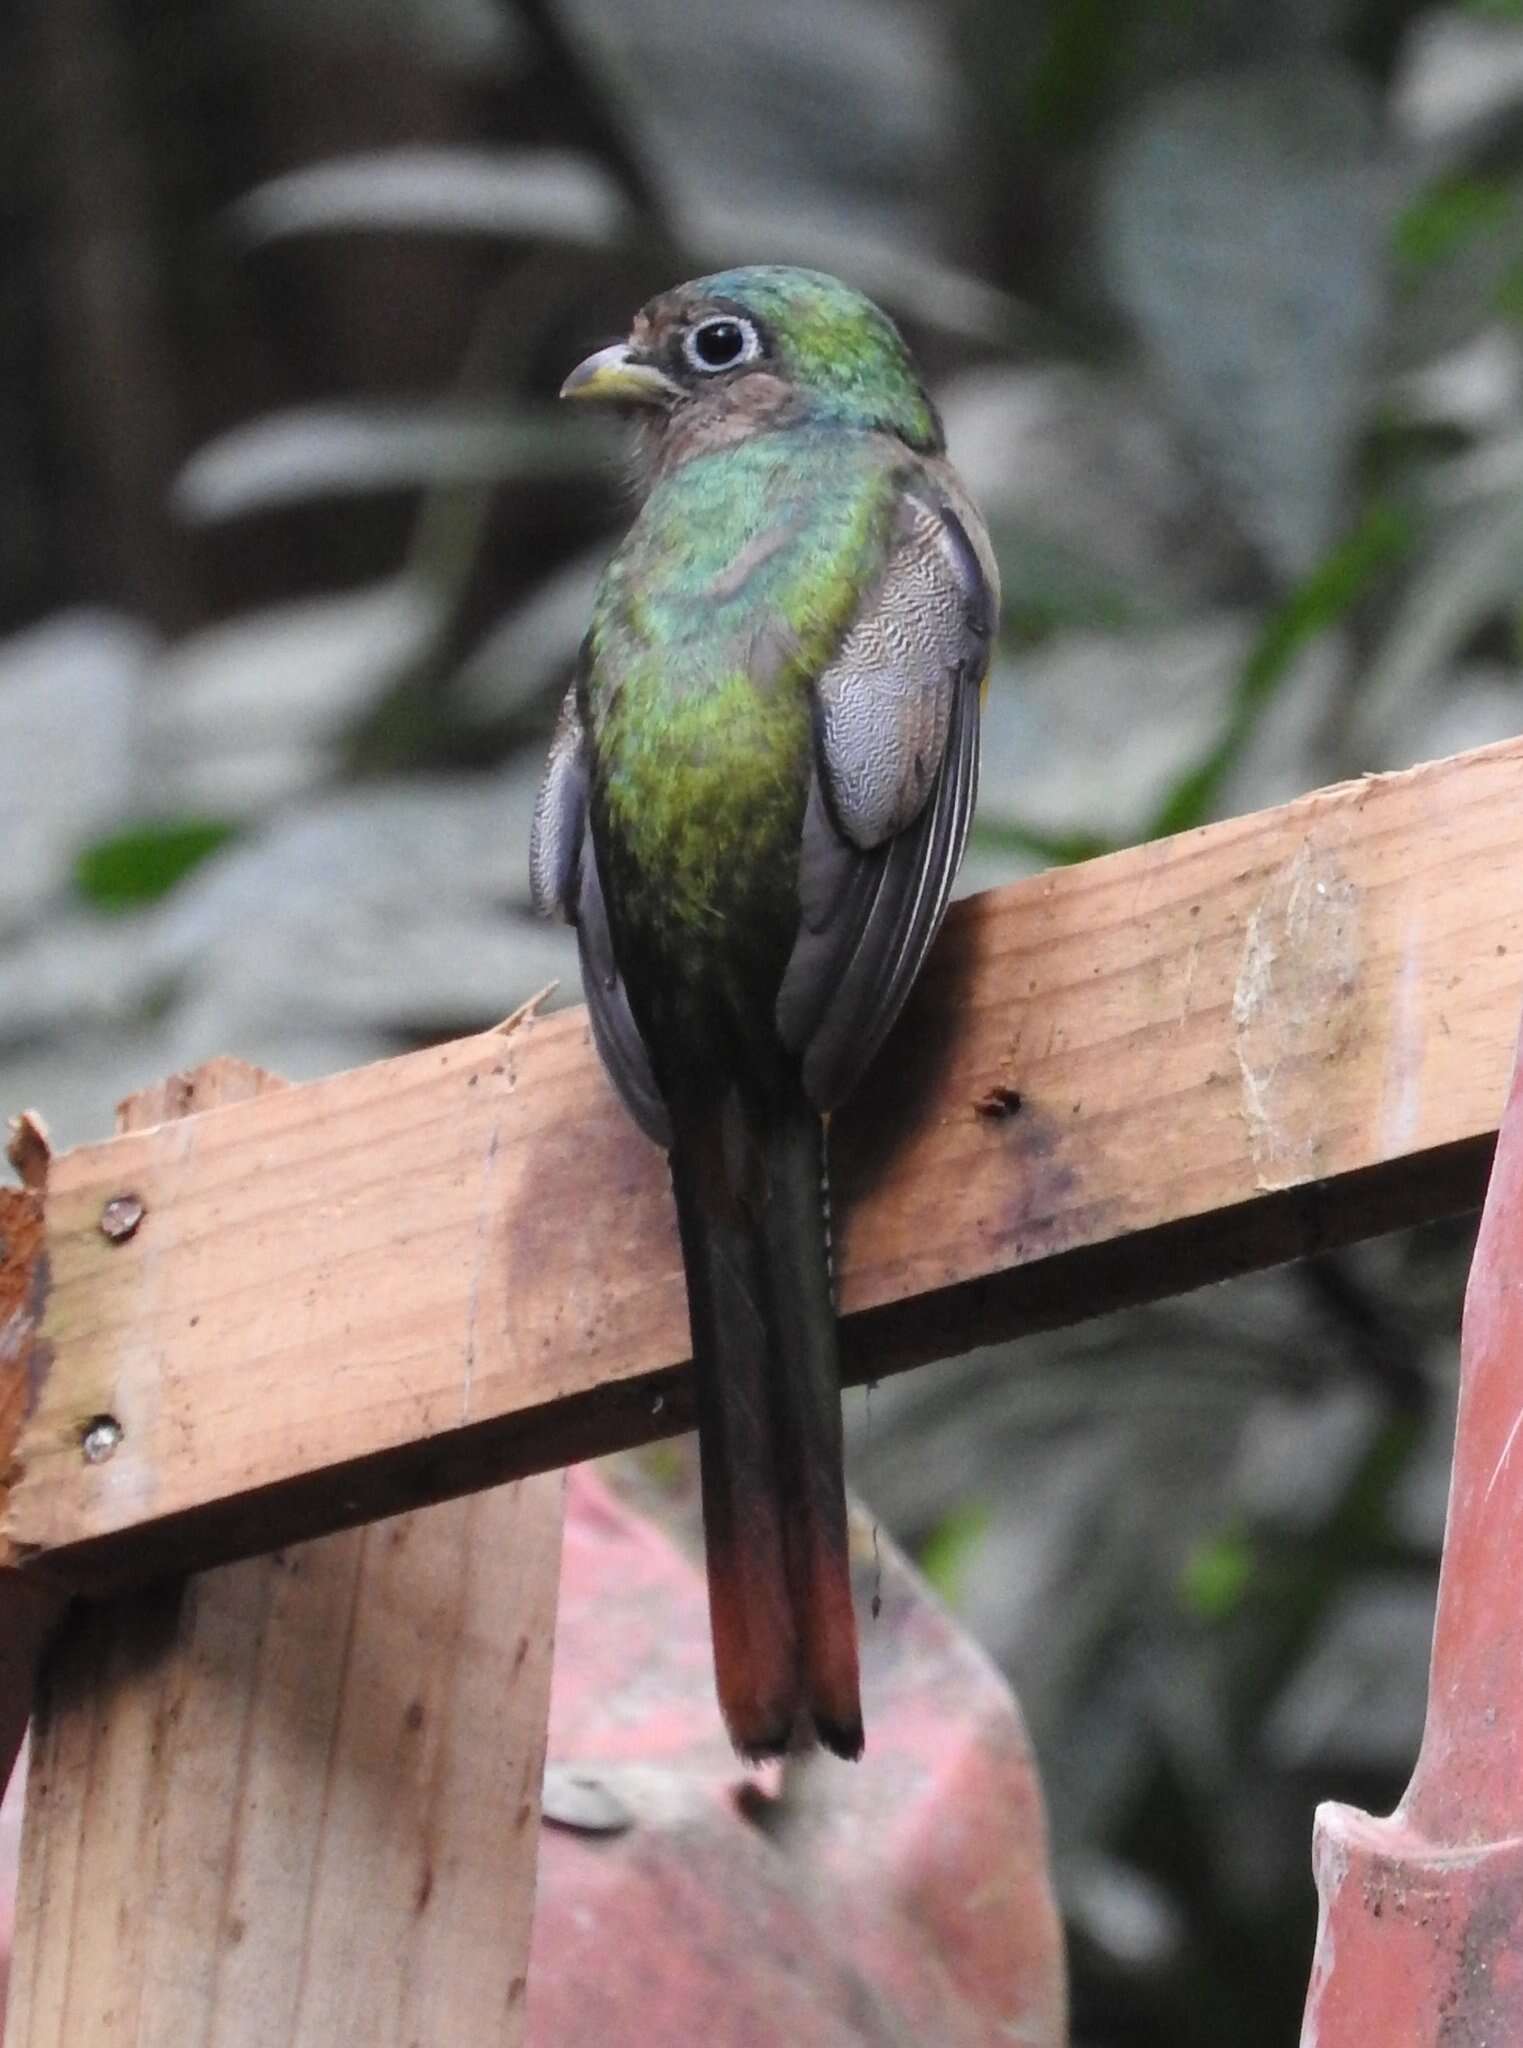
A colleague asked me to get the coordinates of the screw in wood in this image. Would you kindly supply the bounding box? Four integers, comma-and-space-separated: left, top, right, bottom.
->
99, 1193, 145, 1242
81, 1415, 124, 1463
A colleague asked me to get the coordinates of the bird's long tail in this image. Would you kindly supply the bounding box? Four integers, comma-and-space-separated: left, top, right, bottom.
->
667, 1086, 862, 1760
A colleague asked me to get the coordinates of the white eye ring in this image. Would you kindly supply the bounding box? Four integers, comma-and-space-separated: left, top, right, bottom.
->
682, 315, 762, 375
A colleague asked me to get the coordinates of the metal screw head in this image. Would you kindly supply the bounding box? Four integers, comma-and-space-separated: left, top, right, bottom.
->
99, 1194, 145, 1243
81, 1415, 123, 1464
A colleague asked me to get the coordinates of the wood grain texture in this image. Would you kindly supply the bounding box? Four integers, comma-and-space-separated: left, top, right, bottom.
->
1, 1185, 66, 1797
5, 1062, 564, 2048
5, 736, 1523, 1591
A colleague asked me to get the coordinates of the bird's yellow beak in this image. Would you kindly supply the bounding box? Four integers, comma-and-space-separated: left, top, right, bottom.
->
560, 342, 679, 407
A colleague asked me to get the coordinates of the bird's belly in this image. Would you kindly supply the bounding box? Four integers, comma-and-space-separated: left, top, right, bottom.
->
593, 709, 811, 1087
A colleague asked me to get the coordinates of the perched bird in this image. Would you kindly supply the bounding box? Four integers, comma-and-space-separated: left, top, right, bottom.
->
531, 266, 997, 1760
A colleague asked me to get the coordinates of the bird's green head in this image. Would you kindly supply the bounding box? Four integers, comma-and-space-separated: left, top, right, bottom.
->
561, 266, 943, 461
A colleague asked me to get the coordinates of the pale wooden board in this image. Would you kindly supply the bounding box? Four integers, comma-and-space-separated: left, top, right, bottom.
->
7, 1485, 564, 2048
0, 1187, 66, 1794
5, 736, 1523, 1588
5, 1063, 564, 2048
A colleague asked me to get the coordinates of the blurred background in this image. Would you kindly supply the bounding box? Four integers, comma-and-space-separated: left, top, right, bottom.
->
4, 0, 1523, 2038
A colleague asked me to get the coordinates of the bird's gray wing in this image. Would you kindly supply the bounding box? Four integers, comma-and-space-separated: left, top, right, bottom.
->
530, 667, 671, 1146
775, 484, 996, 1111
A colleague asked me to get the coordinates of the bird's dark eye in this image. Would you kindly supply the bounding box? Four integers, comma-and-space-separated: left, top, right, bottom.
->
683, 315, 760, 374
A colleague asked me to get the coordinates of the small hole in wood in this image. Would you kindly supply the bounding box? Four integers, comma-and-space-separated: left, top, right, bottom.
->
974, 1084, 1023, 1120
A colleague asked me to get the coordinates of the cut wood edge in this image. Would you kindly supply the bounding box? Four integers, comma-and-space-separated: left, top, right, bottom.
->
5, 1058, 564, 2048
3, 735, 1521, 1591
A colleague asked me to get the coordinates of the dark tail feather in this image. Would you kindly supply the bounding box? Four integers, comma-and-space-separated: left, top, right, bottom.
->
668, 1089, 863, 1761
759, 1102, 863, 1758
670, 1099, 800, 1757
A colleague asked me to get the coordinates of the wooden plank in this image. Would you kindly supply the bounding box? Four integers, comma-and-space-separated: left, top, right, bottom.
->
6, 1062, 563, 2048
7, 1484, 564, 2048
4, 734, 1523, 1591
0, 1571, 63, 1803
0, 1125, 59, 1854
1, 1168, 67, 1796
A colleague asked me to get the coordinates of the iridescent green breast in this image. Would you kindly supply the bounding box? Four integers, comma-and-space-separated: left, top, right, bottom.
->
583, 427, 901, 1085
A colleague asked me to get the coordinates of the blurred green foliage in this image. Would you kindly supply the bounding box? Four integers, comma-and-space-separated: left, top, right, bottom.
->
1178, 1529, 1256, 1623
1395, 174, 1514, 273
74, 820, 238, 911
919, 1499, 994, 1606
1151, 500, 1416, 838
